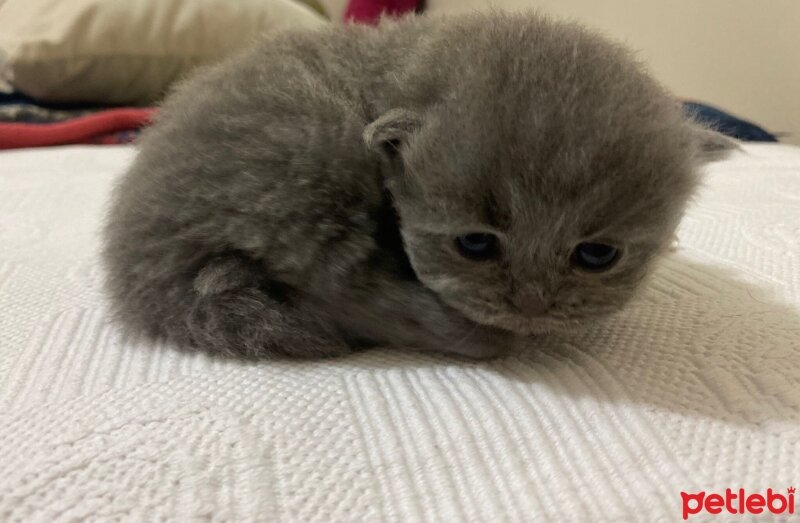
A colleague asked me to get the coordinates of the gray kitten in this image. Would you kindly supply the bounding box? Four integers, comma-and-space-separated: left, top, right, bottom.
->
103, 12, 734, 359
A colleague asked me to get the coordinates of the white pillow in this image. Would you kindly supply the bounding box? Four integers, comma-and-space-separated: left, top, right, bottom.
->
0, 0, 326, 104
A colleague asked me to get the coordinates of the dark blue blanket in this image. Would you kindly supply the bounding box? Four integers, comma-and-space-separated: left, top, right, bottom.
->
683, 102, 777, 142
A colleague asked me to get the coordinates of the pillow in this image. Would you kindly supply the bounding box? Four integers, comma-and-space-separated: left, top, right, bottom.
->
317, 0, 351, 21
0, 0, 326, 105
299, 0, 328, 14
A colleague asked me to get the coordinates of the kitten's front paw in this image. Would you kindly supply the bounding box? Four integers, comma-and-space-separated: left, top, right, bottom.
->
668, 233, 680, 253
187, 287, 352, 359
444, 325, 514, 360
194, 254, 259, 296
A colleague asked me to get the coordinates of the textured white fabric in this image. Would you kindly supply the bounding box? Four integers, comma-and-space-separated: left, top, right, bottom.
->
0, 144, 798, 522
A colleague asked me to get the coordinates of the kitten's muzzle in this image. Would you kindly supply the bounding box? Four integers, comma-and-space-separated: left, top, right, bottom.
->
513, 294, 550, 317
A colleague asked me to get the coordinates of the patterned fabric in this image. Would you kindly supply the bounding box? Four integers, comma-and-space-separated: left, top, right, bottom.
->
0, 104, 96, 123
0, 91, 100, 123
0, 144, 798, 521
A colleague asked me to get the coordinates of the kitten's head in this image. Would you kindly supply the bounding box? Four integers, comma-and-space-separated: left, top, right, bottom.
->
364, 14, 736, 334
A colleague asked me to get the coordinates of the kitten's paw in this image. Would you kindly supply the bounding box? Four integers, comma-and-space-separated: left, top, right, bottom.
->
194, 254, 260, 296
668, 233, 680, 253
187, 287, 351, 359
444, 325, 513, 360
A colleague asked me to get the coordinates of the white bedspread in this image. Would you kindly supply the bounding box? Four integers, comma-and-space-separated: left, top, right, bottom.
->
1, 144, 798, 522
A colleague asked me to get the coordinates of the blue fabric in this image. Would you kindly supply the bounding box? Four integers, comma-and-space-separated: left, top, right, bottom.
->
0, 91, 103, 110
683, 101, 778, 142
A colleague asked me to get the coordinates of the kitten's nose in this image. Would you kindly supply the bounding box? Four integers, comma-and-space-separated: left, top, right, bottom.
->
514, 294, 548, 317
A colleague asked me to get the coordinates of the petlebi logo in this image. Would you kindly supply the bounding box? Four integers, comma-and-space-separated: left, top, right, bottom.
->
681, 487, 796, 520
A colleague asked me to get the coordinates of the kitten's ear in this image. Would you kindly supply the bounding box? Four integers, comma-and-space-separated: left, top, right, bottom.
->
363, 108, 422, 159
691, 124, 741, 163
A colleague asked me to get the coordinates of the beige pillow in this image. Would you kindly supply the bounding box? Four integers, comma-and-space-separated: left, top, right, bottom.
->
316, 0, 350, 21
298, 0, 328, 15
0, 0, 326, 104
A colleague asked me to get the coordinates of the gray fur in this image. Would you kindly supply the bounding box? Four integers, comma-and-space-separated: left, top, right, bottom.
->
102, 12, 734, 359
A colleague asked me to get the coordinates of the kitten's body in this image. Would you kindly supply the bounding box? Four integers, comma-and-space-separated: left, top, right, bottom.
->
103, 12, 731, 358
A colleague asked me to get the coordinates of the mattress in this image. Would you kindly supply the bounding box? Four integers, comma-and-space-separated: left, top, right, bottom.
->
1, 144, 799, 522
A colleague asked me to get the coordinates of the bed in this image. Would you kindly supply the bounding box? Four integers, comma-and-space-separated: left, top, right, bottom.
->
1, 143, 799, 521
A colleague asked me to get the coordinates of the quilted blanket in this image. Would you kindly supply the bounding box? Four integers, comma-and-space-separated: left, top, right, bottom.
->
0, 144, 798, 522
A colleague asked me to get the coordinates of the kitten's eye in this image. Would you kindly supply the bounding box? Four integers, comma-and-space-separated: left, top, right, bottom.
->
456, 233, 498, 260
571, 242, 620, 272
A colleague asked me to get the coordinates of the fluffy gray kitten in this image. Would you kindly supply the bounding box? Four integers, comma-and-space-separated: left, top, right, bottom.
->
103, 12, 734, 359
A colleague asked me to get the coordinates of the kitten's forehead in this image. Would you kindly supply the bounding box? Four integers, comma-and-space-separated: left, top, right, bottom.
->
404, 28, 694, 238
409, 109, 691, 247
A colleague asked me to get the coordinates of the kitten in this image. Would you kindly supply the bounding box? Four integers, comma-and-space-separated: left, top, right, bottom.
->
102, 12, 735, 359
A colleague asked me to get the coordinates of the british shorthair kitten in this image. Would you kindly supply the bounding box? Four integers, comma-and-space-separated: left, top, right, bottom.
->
103, 12, 735, 358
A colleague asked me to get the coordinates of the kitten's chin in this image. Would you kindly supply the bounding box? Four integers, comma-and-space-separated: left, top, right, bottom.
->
454, 306, 575, 336
492, 316, 573, 336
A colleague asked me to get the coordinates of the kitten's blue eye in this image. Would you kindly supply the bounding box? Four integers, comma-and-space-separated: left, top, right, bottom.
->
571, 242, 619, 272
456, 233, 498, 260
